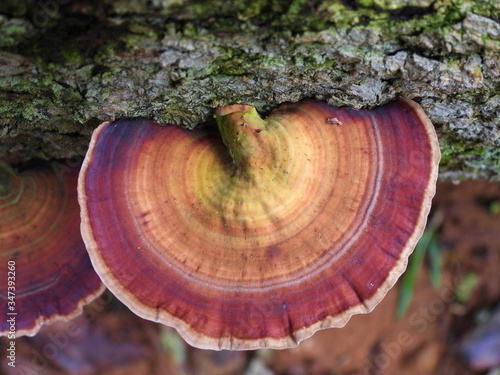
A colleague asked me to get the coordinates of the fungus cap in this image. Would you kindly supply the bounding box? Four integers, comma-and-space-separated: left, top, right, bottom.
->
0, 162, 105, 336
79, 99, 440, 350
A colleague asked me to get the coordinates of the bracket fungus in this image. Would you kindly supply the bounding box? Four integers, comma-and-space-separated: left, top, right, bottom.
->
79, 99, 440, 350
0, 162, 104, 336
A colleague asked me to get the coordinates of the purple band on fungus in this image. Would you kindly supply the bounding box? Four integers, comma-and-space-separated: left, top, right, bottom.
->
78, 99, 440, 350
0, 162, 104, 336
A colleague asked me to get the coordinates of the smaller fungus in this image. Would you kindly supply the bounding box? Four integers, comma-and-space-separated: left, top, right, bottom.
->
79, 98, 440, 350
0, 161, 104, 336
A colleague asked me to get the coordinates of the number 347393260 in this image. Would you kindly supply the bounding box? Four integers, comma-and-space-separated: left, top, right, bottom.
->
7, 260, 16, 310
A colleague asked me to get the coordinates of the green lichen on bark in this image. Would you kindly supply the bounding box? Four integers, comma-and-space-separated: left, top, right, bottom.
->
0, 0, 499, 180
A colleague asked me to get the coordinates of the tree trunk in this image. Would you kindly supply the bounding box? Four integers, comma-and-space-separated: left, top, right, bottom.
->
1, 0, 499, 180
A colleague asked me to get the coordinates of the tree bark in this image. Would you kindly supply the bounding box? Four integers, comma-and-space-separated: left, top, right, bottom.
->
0, 0, 499, 180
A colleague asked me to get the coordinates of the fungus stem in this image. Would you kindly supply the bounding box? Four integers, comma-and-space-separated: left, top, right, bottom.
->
215, 105, 270, 173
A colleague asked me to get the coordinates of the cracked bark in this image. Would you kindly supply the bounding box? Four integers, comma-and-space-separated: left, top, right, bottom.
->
0, 0, 499, 180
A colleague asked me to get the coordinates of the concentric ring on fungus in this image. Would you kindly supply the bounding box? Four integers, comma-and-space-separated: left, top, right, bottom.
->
0, 161, 104, 336
78, 99, 440, 350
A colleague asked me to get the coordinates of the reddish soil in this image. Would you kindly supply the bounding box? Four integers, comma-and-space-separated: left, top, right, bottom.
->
1, 180, 499, 375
